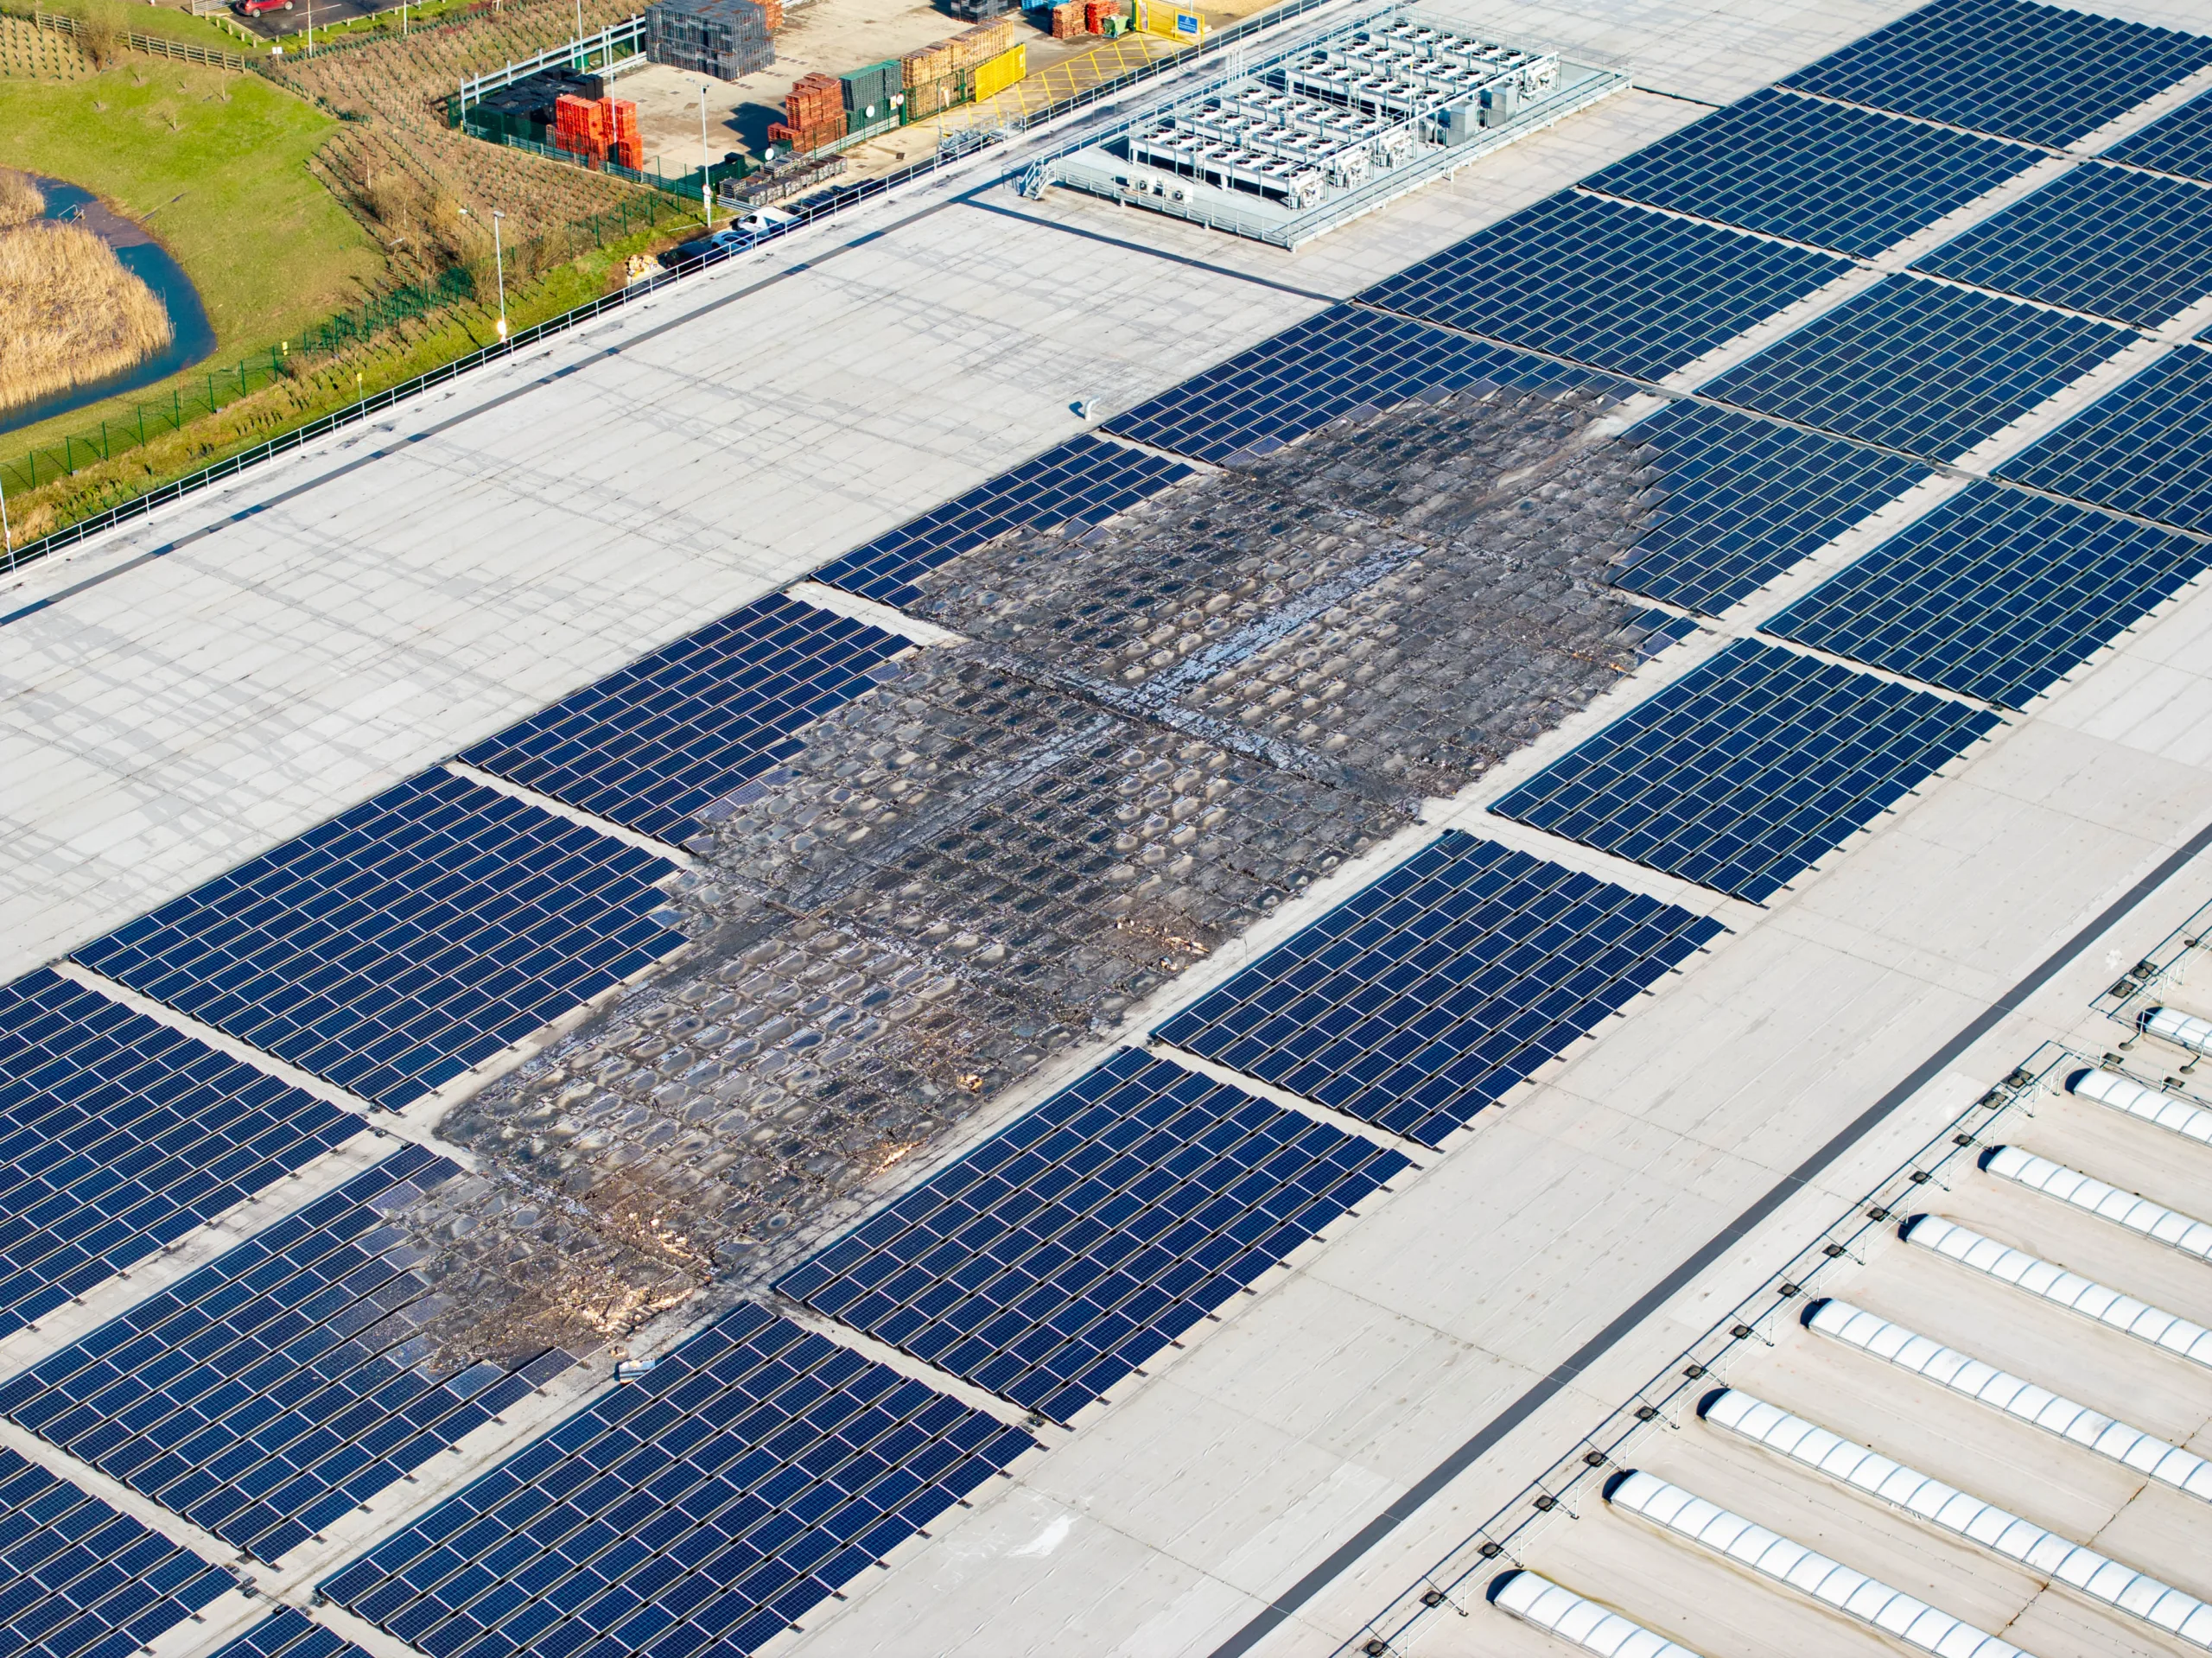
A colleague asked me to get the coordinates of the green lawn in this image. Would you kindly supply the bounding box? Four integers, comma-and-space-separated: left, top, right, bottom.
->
16, 0, 257, 54
0, 54, 381, 450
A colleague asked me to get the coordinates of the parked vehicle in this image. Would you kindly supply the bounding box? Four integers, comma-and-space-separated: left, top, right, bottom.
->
233, 0, 294, 16
659, 226, 755, 269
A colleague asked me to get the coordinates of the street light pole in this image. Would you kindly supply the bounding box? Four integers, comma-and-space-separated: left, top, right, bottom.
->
699, 84, 714, 230
493, 209, 508, 345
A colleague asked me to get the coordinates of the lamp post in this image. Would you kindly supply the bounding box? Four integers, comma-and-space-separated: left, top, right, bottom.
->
699, 84, 714, 230
493, 209, 508, 344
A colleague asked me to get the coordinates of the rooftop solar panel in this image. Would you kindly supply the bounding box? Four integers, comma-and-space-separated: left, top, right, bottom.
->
0, 1444, 233, 1658
1103, 303, 1632, 464
811, 435, 1195, 607
0, 1147, 574, 1565
460, 594, 908, 844
206, 1607, 369, 1658
1492, 639, 2001, 901
73, 771, 684, 1111
1701, 275, 2133, 458
2103, 84, 2212, 180
1993, 344, 2212, 530
1777, 0, 2212, 147
0, 968, 361, 1340
1910, 162, 2212, 327
1584, 87, 2042, 257
1763, 483, 2209, 708
1154, 835, 1724, 1144
1356, 191, 1853, 381
1610, 402, 1935, 614
778, 1049, 1409, 1420
318, 1302, 1031, 1658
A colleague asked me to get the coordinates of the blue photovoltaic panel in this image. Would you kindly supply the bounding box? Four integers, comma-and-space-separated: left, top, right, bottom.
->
461, 594, 907, 843
1777, 0, 2212, 147
206, 1608, 370, 1658
1584, 87, 2041, 257
2104, 85, 2212, 181
1993, 346, 2212, 530
811, 435, 1192, 606
73, 771, 684, 1110
1764, 484, 2209, 708
0, 968, 359, 1340
1911, 163, 2212, 327
1357, 192, 1852, 381
777, 1050, 1409, 1420
1154, 836, 1723, 1144
318, 1302, 1032, 1658
1493, 639, 2001, 901
0, 1147, 573, 1566
1701, 276, 2133, 459
0, 1444, 232, 1658
1103, 303, 1632, 464
1610, 402, 1934, 614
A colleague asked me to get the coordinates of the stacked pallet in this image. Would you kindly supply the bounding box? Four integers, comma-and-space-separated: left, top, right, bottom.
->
1083, 0, 1122, 29
643, 0, 774, 79
840, 57, 902, 125
1049, 2, 1083, 37
607, 98, 642, 168
952, 16, 1018, 63
771, 71, 848, 151
552, 94, 643, 167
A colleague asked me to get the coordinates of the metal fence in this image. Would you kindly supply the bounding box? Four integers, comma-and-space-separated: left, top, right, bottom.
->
5, 4, 251, 68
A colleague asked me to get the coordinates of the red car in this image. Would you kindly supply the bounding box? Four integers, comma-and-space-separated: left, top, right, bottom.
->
233, 0, 294, 15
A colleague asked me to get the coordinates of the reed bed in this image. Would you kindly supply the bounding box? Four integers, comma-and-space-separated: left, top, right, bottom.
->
0, 168, 42, 231
0, 221, 171, 412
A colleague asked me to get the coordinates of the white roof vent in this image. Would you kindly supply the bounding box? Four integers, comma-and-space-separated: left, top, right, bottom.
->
1981, 1145, 2212, 1261
1604, 1470, 2027, 1658
1806, 1298, 2212, 1503
1488, 1568, 1705, 1657
1701, 1388, 2212, 1648
2065, 1065, 2212, 1147
1902, 1214, 2212, 1369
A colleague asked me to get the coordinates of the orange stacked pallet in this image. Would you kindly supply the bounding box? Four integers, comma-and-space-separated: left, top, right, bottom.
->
770, 70, 847, 152
760, 0, 782, 24
605, 97, 641, 168
1049, 2, 1082, 37
553, 92, 608, 162
1082, 0, 1119, 32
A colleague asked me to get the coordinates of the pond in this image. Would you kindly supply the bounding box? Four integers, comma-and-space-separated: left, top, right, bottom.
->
0, 175, 217, 437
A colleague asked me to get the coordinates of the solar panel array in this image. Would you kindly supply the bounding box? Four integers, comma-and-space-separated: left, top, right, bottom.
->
1763, 484, 2209, 708
0, 1444, 232, 1658
1584, 87, 2040, 257
74, 772, 683, 1111
1777, 0, 2212, 146
1493, 639, 2002, 901
1611, 402, 1934, 614
1154, 835, 1724, 1144
1357, 191, 1852, 382
0, 968, 360, 1339
2105, 86, 2212, 181
206, 1609, 368, 1658
0, 1146, 570, 1566
1995, 346, 2212, 531
811, 435, 1192, 607
1702, 276, 2133, 458
460, 595, 907, 843
778, 1050, 1409, 1420
319, 1302, 1032, 1658
1103, 303, 1630, 463
1911, 163, 2212, 328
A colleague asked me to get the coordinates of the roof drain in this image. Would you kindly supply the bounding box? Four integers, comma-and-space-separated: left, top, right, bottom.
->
1487, 1568, 1707, 1657
1980, 1144, 2212, 1261
2065, 1065, 2212, 1147
1901, 1214, 2212, 1369
1700, 1388, 2212, 1648
1603, 1470, 2028, 1658
1804, 1298, 2212, 1503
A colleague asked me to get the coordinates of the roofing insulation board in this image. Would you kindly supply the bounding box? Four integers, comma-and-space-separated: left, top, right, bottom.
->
0, 968, 361, 1341
317, 1302, 1033, 1658
1700, 275, 2134, 460
1910, 162, 2212, 328
459, 594, 909, 844
1607, 401, 1936, 615
204, 1608, 371, 1658
1994, 345, 2212, 531
1152, 834, 1723, 1145
0, 1147, 570, 1566
1775, 0, 2212, 147
1354, 190, 1853, 382
810, 435, 1194, 607
0, 1442, 233, 1658
1491, 638, 2002, 902
1102, 302, 1635, 465
1761, 483, 2209, 708
775, 1049, 1410, 1422
1581, 86, 2043, 257
72, 771, 685, 1112
2104, 84, 2212, 180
